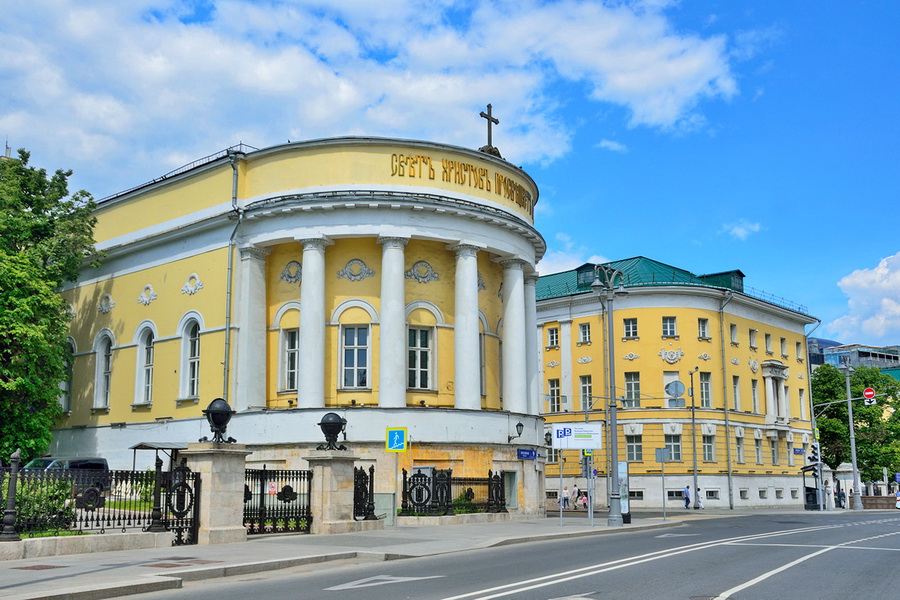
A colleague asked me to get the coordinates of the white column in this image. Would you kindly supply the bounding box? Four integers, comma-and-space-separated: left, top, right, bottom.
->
453, 244, 481, 410
501, 258, 527, 414
298, 237, 331, 408
525, 274, 539, 416
764, 376, 777, 418
233, 245, 270, 412
378, 236, 408, 408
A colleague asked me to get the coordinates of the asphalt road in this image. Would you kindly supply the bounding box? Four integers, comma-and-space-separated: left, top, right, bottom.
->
128, 512, 900, 600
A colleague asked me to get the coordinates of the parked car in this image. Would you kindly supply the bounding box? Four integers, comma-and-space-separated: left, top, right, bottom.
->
22, 457, 110, 508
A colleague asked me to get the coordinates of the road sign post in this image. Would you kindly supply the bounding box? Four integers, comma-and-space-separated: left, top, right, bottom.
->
656, 448, 671, 520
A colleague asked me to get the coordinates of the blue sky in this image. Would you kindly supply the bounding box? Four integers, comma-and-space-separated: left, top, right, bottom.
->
2, 1, 898, 346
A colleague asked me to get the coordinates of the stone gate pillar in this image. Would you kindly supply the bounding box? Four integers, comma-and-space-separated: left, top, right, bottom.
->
304, 450, 384, 534
181, 443, 252, 544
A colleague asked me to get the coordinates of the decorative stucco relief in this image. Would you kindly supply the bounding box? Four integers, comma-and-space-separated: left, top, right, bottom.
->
546, 360, 559, 368
659, 348, 684, 364
623, 353, 640, 361
698, 353, 712, 361
405, 261, 439, 283
477, 271, 486, 291
338, 259, 375, 281
182, 273, 204, 295
281, 260, 302, 284
137, 285, 157, 306
749, 359, 759, 373
98, 294, 116, 313
577, 357, 592, 364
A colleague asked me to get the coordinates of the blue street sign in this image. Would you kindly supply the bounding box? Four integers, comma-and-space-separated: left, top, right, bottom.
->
386, 428, 408, 452
894, 472, 900, 483
517, 449, 537, 460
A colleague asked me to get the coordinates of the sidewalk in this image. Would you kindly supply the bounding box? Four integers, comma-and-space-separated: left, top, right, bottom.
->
0, 514, 681, 600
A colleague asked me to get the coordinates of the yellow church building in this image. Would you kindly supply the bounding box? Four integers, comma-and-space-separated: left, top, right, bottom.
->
537, 259, 819, 509
53, 137, 547, 515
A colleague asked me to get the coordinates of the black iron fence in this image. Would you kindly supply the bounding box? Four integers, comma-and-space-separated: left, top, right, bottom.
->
0, 454, 199, 545
399, 468, 507, 516
244, 466, 312, 534
353, 465, 377, 521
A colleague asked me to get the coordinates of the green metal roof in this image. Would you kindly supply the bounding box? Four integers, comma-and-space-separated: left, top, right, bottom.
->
536, 256, 810, 316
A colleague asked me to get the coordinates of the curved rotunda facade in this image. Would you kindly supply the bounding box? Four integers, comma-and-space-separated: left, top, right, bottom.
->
55, 137, 547, 514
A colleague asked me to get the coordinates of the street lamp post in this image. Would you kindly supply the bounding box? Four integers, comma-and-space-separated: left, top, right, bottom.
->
592, 265, 628, 527
842, 365, 864, 510
688, 367, 700, 509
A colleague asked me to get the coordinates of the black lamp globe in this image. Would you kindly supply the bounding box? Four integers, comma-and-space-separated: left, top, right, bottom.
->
317, 412, 347, 450
199, 398, 237, 443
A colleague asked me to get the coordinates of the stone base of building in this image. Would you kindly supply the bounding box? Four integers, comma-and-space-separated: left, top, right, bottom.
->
0, 532, 175, 561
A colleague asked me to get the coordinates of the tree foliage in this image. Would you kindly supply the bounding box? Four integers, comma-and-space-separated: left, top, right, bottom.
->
0, 150, 99, 463
810, 363, 900, 481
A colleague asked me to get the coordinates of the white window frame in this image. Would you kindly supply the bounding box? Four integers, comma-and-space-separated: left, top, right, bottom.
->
732, 375, 741, 411
547, 379, 561, 413
59, 341, 75, 413
703, 435, 715, 461
796, 341, 803, 361
479, 332, 487, 396
135, 328, 155, 406
700, 372, 712, 408
626, 434, 643, 461
93, 333, 113, 410
578, 322, 591, 344
662, 316, 677, 338
751, 379, 759, 413
749, 328, 758, 349
341, 325, 370, 390
698, 318, 710, 340
755, 438, 763, 464
665, 434, 682, 461
281, 328, 299, 392
736, 436, 745, 463
547, 327, 559, 348
623, 318, 638, 339
765, 333, 773, 354
781, 337, 788, 357
180, 320, 201, 399
579, 375, 593, 411
407, 326, 434, 390
771, 439, 779, 465
730, 323, 738, 344
624, 372, 640, 407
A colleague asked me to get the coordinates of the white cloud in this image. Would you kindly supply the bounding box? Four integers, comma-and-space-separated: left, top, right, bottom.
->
536, 232, 609, 275
827, 253, 900, 345
0, 0, 739, 197
597, 139, 628, 153
720, 219, 762, 241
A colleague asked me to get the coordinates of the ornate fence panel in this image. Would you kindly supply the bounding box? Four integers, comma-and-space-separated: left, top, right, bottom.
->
353, 465, 377, 521
1, 458, 200, 545
399, 468, 507, 515
244, 466, 312, 534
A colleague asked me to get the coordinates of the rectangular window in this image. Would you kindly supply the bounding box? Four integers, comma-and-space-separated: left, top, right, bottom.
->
700, 372, 712, 408
623, 318, 638, 339
736, 437, 745, 463
755, 438, 763, 464
547, 379, 561, 412
547, 327, 559, 347
787, 442, 795, 466
408, 328, 432, 389
283, 329, 299, 391
703, 435, 715, 461
548, 447, 559, 463
579, 323, 591, 344
799, 389, 807, 420
751, 379, 759, 413
796, 341, 803, 360
664, 371, 682, 407
732, 375, 741, 411
342, 326, 369, 388
624, 372, 641, 407
698, 318, 710, 339
626, 435, 643, 461
771, 440, 779, 465
662, 316, 677, 338
765, 333, 772, 354
580, 375, 593, 411
749, 329, 757, 349
187, 324, 200, 398
665, 434, 682, 461
479, 333, 486, 396
629, 490, 644, 500
781, 337, 788, 357
730, 323, 738, 344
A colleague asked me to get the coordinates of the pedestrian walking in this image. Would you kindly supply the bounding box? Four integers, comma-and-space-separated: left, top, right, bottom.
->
684, 484, 691, 509
581, 492, 588, 510
572, 484, 580, 509
697, 488, 705, 509
895, 489, 900, 509
562, 486, 570, 509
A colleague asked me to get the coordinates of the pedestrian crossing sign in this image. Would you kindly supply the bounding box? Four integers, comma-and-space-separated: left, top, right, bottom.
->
386, 428, 408, 452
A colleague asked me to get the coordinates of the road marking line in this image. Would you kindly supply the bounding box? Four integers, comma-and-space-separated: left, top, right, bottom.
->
712, 546, 835, 600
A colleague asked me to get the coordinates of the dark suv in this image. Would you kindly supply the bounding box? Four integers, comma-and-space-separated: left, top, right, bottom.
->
23, 457, 110, 508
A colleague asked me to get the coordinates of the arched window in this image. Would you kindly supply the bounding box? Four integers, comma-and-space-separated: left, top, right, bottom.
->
332, 300, 378, 392
135, 327, 155, 405
93, 332, 114, 410
180, 319, 201, 399
59, 340, 75, 413
405, 301, 443, 392
274, 303, 301, 393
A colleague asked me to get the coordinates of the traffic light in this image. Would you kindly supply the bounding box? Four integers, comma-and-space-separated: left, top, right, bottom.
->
808, 442, 820, 463
581, 455, 591, 478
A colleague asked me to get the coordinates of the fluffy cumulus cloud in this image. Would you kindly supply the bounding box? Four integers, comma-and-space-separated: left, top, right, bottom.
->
536, 232, 608, 275
720, 219, 762, 241
1, 0, 738, 196
828, 253, 900, 345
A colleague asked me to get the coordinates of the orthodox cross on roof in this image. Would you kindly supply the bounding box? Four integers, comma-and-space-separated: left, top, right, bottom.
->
478, 103, 502, 158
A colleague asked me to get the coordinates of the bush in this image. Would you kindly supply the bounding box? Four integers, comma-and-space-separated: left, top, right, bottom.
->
1, 473, 76, 534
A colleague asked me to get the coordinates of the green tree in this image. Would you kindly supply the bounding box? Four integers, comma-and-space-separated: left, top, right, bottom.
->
0, 150, 99, 463
810, 363, 900, 482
